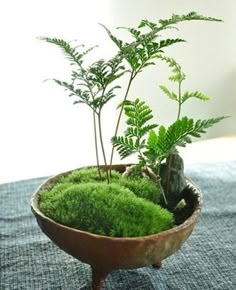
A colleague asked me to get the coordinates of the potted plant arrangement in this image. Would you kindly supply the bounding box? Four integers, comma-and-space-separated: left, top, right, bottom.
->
31, 12, 225, 290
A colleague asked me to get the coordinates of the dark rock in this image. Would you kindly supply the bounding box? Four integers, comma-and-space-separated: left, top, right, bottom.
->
159, 154, 187, 209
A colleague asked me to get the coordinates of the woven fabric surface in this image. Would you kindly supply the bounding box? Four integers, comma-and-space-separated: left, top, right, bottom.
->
0, 161, 235, 290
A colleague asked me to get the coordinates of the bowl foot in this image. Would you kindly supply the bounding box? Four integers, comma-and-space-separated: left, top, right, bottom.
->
152, 261, 162, 269
91, 266, 109, 290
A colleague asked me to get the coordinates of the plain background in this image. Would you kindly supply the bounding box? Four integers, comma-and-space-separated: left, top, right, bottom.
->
0, 0, 235, 184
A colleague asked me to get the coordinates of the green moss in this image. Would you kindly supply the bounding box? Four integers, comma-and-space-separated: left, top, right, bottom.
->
60, 167, 121, 184
39, 182, 174, 237
117, 177, 161, 204
58, 168, 160, 204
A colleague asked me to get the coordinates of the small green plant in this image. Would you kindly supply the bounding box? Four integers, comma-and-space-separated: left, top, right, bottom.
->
39, 12, 223, 184
39, 12, 226, 235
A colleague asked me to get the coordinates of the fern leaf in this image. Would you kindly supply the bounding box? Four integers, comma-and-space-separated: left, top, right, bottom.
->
146, 129, 158, 150
157, 54, 185, 83
158, 12, 222, 30
117, 27, 142, 40
160, 85, 178, 101
138, 19, 158, 30
111, 136, 136, 159
99, 24, 124, 49
158, 38, 186, 50
38, 37, 93, 67
145, 116, 226, 162
182, 91, 210, 103
124, 98, 155, 129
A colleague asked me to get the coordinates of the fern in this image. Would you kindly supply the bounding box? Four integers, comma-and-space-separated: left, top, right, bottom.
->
38, 37, 96, 67
40, 14, 225, 192
182, 91, 210, 103
101, 21, 187, 74
145, 116, 227, 162
111, 136, 142, 159
158, 11, 222, 29
39, 37, 128, 115
112, 99, 157, 159
159, 85, 178, 101
40, 37, 128, 183
157, 55, 211, 119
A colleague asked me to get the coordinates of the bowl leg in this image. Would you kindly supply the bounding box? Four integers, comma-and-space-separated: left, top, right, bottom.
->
152, 261, 162, 269
91, 266, 109, 290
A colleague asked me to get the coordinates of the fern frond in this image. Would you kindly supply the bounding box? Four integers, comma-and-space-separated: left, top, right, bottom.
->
160, 85, 178, 101
125, 124, 157, 138
158, 12, 222, 30
124, 99, 154, 129
182, 91, 210, 103
158, 38, 186, 51
138, 19, 158, 30
146, 116, 226, 161
157, 54, 185, 83
113, 99, 157, 160
99, 24, 124, 49
38, 37, 94, 67
111, 136, 137, 159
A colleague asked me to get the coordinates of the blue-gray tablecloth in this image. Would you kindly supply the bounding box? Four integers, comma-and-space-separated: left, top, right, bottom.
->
0, 161, 236, 289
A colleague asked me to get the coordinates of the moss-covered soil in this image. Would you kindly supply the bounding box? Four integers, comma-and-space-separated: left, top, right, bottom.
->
39, 168, 175, 237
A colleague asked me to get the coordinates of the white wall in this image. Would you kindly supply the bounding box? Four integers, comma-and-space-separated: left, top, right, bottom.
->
0, 0, 235, 184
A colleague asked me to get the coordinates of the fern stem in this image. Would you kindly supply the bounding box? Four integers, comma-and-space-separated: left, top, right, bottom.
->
177, 81, 182, 120
98, 111, 110, 183
87, 80, 101, 179
93, 111, 101, 179
109, 71, 135, 176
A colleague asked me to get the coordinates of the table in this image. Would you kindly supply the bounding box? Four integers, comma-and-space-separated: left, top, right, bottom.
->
0, 137, 236, 289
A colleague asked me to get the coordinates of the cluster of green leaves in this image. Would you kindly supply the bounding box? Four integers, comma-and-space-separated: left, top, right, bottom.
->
112, 98, 157, 159
40, 37, 126, 114
40, 13, 222, 184
145, 116, 226, 168
39, 181, 173, 237
112, 99, 226, 174
40, 13, 224, 213
102, 12, 222, 76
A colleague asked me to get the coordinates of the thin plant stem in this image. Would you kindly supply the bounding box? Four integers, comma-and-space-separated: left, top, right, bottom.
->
75, 58, 102, 179
98, 111, 110, 183
157, 177, 168, 206
177, 81, 182, 120
109, 71, 135, 176
85, 77, 101, 179
93, 111, 101, 178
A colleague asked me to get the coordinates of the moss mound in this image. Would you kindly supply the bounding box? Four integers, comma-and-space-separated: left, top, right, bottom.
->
39, 182, 174, 237
60, 168, 121, 184
117, 177, 161, 204
58, 168, 160, 203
